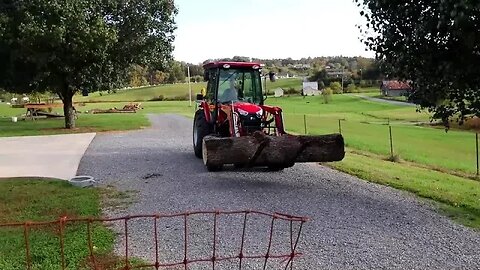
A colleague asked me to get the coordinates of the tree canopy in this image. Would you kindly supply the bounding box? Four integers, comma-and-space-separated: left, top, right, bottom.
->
355, 0, 480, 126
0, 0, 177, 128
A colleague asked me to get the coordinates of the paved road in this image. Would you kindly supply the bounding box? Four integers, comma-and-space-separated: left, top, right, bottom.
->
78, 114, 480, 270
0, 133, 95, 179
353, 94, 417, 107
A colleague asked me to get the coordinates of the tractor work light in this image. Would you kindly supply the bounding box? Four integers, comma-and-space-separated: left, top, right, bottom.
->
256, 108, 263, 118
237, 108, 249, 116
223, 64, 230, 69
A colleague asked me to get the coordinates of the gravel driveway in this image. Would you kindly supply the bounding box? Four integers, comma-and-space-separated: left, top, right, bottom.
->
353, 94, 417, 107
78, 114, 480, 270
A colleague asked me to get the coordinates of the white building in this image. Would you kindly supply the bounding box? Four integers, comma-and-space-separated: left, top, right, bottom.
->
273, 88, 284, 97
302, 82, 320, 96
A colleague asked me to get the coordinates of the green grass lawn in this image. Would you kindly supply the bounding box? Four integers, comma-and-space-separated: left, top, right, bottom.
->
267, 95, 479, 176
0, 101, 194, 137
0, 178, 115, 269
74, 78, 304, 102
327, 151, 480, 229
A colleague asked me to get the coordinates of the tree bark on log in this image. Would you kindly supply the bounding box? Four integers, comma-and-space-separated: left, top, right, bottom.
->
202, 132, 345, 168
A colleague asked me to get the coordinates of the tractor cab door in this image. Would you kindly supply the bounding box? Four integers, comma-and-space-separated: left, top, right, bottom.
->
203, 68, 220, 125
205, 68, 218, 104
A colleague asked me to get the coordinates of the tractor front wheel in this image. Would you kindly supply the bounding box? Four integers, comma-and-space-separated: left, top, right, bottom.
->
193, 110, 211, 158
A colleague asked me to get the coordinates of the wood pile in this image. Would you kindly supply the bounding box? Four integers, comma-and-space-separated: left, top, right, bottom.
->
89, 103, 142, 114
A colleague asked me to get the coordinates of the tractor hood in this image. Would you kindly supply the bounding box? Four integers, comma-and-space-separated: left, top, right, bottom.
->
233, 102, 263, 116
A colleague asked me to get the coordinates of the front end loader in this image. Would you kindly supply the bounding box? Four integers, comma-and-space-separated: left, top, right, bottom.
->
193, 61, 344, 171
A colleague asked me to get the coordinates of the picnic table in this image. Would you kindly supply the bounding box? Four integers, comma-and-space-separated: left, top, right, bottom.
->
23, 103, 66, 120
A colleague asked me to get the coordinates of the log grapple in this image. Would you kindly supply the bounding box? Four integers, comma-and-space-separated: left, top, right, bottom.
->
193, 61, 344, 171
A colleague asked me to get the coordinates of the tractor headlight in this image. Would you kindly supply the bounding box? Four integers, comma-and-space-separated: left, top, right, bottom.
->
256, 108, 263, 118
237, 108, 249, 116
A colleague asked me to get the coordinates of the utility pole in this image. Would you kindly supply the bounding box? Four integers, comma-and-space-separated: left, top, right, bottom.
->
187, 65, 192, 107
341, 68, 344, 92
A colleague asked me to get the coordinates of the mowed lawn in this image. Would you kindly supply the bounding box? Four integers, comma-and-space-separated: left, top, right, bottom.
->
267, 95, 479, 176
330, 152, 480, 228
0, 101, 195, 137
0, 178, 114, 269
75, 78, 303, 102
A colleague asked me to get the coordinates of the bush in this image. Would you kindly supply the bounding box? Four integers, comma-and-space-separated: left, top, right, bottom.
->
345, 83, 359, 93
149, 94, 164, 101
164, 93, 189, 101
322, 88, 333, 103
284, 87, 300, 95
330, 82, 343, 94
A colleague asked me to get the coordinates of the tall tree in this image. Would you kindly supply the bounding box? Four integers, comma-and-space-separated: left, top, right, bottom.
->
0, 0, 177, 128
355, 0, 480, 126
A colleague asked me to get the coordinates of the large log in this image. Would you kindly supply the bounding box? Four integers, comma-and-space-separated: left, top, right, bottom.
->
202, 132, 345, 168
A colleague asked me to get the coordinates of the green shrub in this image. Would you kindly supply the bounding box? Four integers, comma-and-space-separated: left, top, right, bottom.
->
346, 83, 359, 93
284, 87, 300, 95
164, 94, 189, 101
149, 94, 164, 101
322, 88, 333, 103
330, 82, 343, 94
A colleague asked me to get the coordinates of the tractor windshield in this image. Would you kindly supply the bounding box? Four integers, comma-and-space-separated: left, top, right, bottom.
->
217, 69, 262, 104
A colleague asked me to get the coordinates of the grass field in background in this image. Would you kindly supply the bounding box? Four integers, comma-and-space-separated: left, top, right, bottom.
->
267, 95, 478, 176
74, 78, 304, 102
0, 101, 194, 137
0, 178, 115, 269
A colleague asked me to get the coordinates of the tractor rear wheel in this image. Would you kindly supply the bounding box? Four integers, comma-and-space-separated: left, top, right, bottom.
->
193, 110, 212, 158
267, 166, 285, 171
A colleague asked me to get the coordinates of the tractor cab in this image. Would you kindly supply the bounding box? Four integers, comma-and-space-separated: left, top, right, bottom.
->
198, 62, 273, 136
201, 62, 265, 105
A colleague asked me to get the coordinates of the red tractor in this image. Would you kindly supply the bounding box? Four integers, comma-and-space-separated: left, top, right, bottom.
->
193, 61, 344, 171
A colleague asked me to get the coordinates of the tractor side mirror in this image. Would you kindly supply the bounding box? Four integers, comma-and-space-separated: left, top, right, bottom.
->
196, 93, 204, 101
203, 70, 209, 81
268, 72, 276, 82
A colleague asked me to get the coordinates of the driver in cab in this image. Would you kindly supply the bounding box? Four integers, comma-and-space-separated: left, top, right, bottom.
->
219, 78, 239, 103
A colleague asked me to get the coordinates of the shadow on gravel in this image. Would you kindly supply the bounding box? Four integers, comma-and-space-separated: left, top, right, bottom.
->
205, 175, 296, 191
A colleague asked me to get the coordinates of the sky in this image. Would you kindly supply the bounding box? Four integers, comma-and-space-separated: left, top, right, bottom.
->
173, 0, 374, 63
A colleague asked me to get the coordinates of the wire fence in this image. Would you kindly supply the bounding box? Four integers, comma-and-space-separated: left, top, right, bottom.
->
295, 114, 480, 177
0, 210, 308, 270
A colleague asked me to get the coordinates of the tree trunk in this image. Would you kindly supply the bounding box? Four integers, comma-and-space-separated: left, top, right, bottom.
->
62, 93, 75, 129
202, 132, 345, 168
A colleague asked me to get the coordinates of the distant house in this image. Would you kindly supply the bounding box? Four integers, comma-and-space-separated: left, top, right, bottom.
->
302, 82, 320, 96
273, 88, 284, 97
381, 80, 412, 97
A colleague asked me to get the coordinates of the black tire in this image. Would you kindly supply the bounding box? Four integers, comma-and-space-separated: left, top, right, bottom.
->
193, 110, 212, 158
233, 163, 245, 169
267, 166, 285, 171
206, 164, 223, 172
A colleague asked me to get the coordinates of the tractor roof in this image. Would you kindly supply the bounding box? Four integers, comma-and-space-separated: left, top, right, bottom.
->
203, 61, 263, 70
